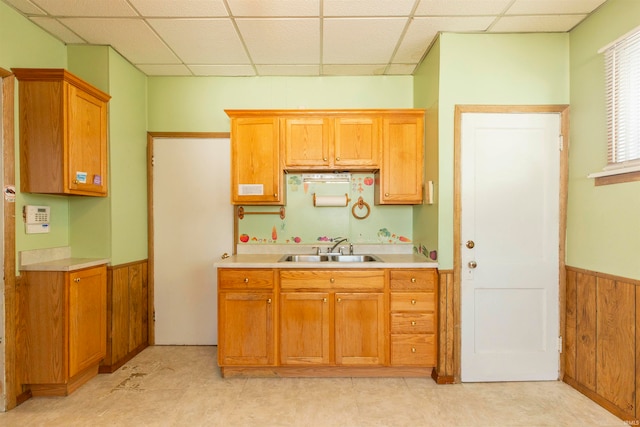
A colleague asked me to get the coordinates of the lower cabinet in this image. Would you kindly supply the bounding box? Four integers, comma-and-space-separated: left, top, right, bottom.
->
217, 266, 437, 377
19, 265, 107, 396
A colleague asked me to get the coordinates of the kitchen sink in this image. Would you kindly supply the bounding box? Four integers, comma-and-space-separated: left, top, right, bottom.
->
278, 254, 382, 263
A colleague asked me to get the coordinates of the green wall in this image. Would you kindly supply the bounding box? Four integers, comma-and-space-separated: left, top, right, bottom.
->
415, 33, 570, 269
567, 0, 640, 280
147, 76, 414, 132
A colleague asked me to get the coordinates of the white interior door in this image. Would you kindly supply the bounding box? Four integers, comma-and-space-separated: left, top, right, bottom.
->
153, 137, 232, 345
461, 113, 560, 382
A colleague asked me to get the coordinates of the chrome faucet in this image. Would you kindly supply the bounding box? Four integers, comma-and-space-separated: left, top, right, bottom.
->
328, 237, 348, 254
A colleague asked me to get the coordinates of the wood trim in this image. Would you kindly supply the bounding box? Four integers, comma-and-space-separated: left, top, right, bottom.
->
595, 170, 640, 186
220, 366, 433, 378
453, 105, 570, 384
147, 132, 231, 345
565, 376, 638, 423
436, 269, 455, 381
566, 266, 640, 286
2, 69, 17, 410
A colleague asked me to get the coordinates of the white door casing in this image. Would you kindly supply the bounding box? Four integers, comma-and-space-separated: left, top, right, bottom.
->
152, 137, 232, 345
460, 112, 561, 382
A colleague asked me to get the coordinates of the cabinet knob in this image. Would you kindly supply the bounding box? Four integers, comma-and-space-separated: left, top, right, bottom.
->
336, 157, 340, 161
411, 299, 417, 305
243, 278, 249, 283
330, 278, 335, 283
322, 297, 327, 303
385, 193, 389, 197
337, 297, 342, 302
274, 193, 278, 198
73, 180, 79, 184
323, 157, 328, 161
410, 277, 416, 283
267, 298, 272, 304
411, 347, 417, 353
411, 321, 416, 326
74, 278, 80, 283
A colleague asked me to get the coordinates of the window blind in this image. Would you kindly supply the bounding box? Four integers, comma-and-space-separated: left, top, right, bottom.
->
604, 27, 640, 166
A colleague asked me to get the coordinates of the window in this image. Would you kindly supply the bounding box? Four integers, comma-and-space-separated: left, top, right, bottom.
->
603, 27, 640, 168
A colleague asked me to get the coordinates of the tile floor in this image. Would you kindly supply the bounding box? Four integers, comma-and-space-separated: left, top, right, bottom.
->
0, 346, 627, 427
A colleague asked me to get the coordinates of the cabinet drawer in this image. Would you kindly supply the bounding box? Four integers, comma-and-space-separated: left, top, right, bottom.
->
390, 312, 434, 333
389, 269, 436, 291
218, 269, 274, 290
280, 270, 384, 290
390, 334, 436, 366
390, 292, 435, 312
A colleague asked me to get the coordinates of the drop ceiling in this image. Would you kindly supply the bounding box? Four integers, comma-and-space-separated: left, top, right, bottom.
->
3, 0, 608, 77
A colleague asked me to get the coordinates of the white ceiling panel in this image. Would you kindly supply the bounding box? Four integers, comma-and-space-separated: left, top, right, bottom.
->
490, 15, 587, 32
149, 19, 249, 64
507, 0, 607, 15
324, 18, 407, 64
31, 0, 137, 16
226, 0, 319, 17
237, 18, 319, 64
189, 64, 256, 76
61, 18, 180, 64
2, 0, 608, 76
415, 0, 513, 16
323, 0, 416, 17
30, 16, 86, 43
395, 16, 494, 63
128, 0, 228, 17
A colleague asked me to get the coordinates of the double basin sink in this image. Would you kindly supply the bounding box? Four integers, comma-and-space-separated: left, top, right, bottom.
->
278, 254, 382, 263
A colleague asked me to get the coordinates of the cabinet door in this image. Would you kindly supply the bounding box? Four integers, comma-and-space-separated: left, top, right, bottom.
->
68, 265, 107, 377
280, 292, 331, 365
218, 291, 275, 365
66, 84, 108, 196
376, 115, 424, 204
334, 292, 385, 366
231, 117, 283, 205
283, 117, 331, 168
334, 116, 379, 169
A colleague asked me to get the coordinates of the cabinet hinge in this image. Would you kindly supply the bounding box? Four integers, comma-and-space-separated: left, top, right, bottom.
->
559, 135, 564, 151
558, 336, 563, 353
151, 156, 155, 167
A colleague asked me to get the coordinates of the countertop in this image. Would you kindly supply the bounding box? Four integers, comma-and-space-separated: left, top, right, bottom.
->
20, 257, 110, 272
214, 253, 438, 269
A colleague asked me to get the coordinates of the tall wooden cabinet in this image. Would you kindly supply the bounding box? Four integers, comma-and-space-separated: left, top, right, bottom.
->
19, 264, 107, 396
13, 68, 110, 196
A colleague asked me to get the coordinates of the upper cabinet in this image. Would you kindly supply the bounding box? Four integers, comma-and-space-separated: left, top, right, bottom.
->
13, 68, 110, 197
375, 113, 424, 205
227, 112, 283, 205
283, 115, 379, 170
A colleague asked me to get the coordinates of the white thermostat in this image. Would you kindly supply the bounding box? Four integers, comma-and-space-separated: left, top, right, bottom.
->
24, 205, 50, 234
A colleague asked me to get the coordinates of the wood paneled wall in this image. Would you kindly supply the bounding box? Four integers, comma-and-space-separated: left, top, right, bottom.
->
564, 266, 639, 423
100, 260, 149, 373
433, 269, 456, 384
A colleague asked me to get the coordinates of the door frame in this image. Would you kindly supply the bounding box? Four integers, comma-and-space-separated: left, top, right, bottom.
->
146, 132, 230, 345
453, 105, 570, 382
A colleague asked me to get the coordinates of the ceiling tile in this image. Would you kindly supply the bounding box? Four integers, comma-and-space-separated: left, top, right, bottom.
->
30, 0, 137, 16
226, 0, 319, 17
61, 18, 180, 64
491, 15, 587, 32
394, 16, 494, 63
256, 64, 320, 76
29, 16, 86, 43
128, 0, 228, 17
136, 64, 193, 76
188, 64, 256, 76
323, 17, 407, 64
148, 19, 249, 64
323, 0, 416, 17
236, 18, 319, 64
322, 64, 387, 75
415, 0, 512, 16
506, 0, 607, 15
2, 0, 46, 15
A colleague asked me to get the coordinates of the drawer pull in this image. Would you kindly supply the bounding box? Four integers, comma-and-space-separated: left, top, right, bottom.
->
411, 321, 416, 326
411, 299, 417, 305
323, 297, 327, 303
411, 347, 416, 353
243, 278, 249, 283
267, 298, 272, 304
411, 277, 416, 283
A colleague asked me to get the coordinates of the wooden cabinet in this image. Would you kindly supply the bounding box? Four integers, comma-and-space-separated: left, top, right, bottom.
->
376, 113, 424, 204
279, 269, 385, 366
282, 115, 379, 170
19, 265, 107, 396
389, 269, 437, 366
13, 68, 110, 196
217, 269, 276, 367
226, 112, 283, 205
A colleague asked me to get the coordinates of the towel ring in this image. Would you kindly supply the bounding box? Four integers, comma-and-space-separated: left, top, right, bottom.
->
352, 197, 371, 220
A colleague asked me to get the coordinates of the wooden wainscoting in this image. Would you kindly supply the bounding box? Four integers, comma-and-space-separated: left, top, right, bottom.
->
564, 266, 639, 423
100, 260, 149, 373
432, 269, 456, 384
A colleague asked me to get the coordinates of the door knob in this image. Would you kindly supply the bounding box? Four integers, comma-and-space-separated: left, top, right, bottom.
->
221, 253, 230, 259
466, 240, 475, 249
468, 261, 477, 269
